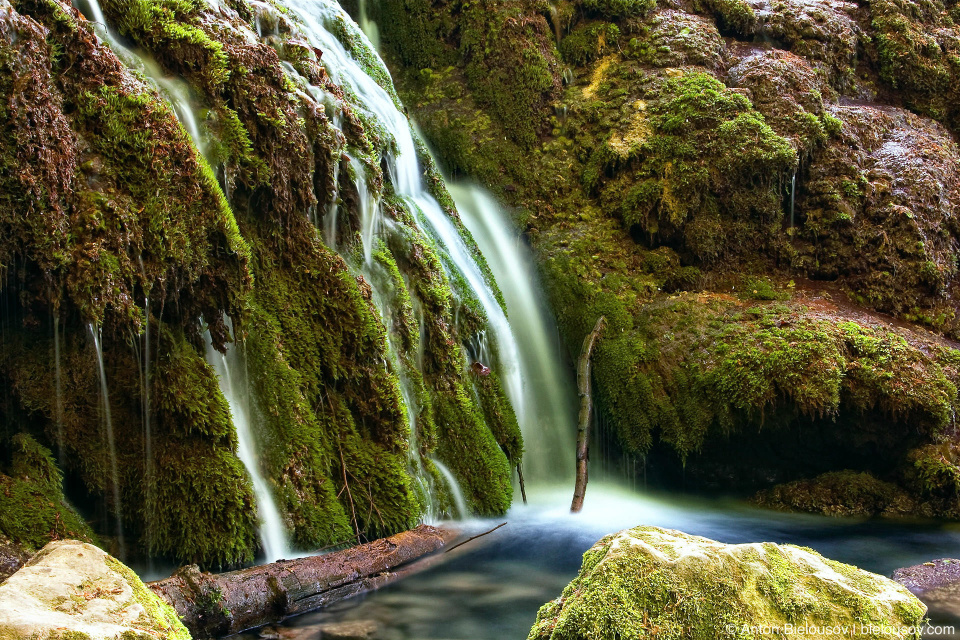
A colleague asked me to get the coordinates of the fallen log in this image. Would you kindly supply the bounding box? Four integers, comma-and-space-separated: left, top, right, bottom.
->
148, 524, 456, 638
571, 316, 605, 513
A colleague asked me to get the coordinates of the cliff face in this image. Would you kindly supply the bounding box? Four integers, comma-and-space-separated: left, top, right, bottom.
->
362, 0, 960, 516
0, 0, 520, 566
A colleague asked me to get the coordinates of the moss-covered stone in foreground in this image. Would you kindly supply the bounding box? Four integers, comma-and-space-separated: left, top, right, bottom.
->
0, 539, 190, 640
528, 526, 926, 640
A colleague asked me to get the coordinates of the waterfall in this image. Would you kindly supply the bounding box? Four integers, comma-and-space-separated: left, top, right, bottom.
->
205, 332, 291, 562
279, 0, 535, 489
432, 458, 468, 520
449, 184, 577, 482
88, 324, 125, 557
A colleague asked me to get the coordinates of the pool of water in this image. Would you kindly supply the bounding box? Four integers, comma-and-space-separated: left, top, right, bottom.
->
235, 483, 960, 639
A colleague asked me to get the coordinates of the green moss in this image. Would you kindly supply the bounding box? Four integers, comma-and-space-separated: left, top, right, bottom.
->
459, 2, 561, 149
586, 71, 796, 261
559, 22, 621, 66
108, 0, 229, 89
147, 330, 258, 566
0, 434, 96, 551
694, 0, 757, 34
529, 526, 925, 640
105, 555, 192, 640
581, 0, 656, 19
755, 470, 920, 517
867, 0, 960, 130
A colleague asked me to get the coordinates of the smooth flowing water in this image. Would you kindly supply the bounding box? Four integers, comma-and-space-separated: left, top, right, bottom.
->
205, 334, 291, 562
88, 324, 125, 557
279, 0, 564, 492
237, 483, 960, 639
449, 183, 576, 482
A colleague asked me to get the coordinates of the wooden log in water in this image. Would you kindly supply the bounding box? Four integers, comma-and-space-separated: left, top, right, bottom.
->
571, 316, 606, 513
148, 524, 457, 638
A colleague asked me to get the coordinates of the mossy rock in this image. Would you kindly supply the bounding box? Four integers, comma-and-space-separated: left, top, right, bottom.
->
0, 539, 190, 640
0, 435, 96, 552
754, 470, 926, 518
528, 526, 926, 640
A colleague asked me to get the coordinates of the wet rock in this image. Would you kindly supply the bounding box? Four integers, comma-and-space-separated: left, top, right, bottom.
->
894, 559, 960, 594
894, 560, 960, 622
0, 539, 190, 640
629, 10, 725, 70
0, 536, 30, 583
746, 0, 862, 84
316, 620, 378, 639
529, 526, 926, 640
796, 103, 960, 322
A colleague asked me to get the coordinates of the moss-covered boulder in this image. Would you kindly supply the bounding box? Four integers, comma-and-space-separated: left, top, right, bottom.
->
0, 539, 190, 640
528, 526, 926, 640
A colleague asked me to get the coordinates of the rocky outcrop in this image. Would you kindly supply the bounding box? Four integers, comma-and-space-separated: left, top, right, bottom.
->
0, 539, 190, 640
0, 0, 521, 565
529, 526, 926, 640
363, 0, 960, 517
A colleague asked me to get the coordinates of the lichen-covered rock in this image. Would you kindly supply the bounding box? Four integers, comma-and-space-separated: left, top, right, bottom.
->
0, 539, 190, 640
528, 526, 926, 640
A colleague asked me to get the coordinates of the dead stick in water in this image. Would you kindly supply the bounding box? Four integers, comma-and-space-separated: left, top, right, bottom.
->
445, 521, 507, 554
571, 316, 606, 513
516, 462, 527, 504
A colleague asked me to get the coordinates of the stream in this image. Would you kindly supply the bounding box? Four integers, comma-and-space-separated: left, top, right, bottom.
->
232, 483, 960, 639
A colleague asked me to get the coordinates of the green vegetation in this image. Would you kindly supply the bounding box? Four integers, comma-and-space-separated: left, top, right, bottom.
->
528, 526, 925, 639
0, 435, 95, 551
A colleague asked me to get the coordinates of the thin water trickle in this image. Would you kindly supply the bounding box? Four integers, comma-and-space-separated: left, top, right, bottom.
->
88, 324, 125, 558
53, 314, 64, 465
142, 296, 154, 554
790, 172, 797, 228
431, 458, 468, 520
350, 154, 381, 267
205, 329, 291, 562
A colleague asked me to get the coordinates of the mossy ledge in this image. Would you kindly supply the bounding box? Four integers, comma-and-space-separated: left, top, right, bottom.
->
0, 0, 520, 565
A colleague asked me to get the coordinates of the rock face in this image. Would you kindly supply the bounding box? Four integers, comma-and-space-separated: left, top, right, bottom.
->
0, 539, 190, 640
363, 0, 960, 518
0, 0, 521, 564
528, 526, 926, 640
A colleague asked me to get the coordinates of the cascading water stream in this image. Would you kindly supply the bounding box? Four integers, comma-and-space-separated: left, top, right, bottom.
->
205, 332, 291, 562
449, 184, 577, 482
88, 324, 125, 557
431, 458, 468, 520
281, 0, 566, 494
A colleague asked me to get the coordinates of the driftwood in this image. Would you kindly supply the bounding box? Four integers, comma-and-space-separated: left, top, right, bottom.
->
516, 462, 528, 504
571, 316, 606, 513
148, 525, 456, 638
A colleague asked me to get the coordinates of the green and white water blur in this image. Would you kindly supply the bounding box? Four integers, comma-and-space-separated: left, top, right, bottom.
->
66, 4, 960, 639
72, 0, 579, 559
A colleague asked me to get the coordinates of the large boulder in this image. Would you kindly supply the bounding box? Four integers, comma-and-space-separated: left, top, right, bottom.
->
0, 539, 190, 640
528, 526, 926, 640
